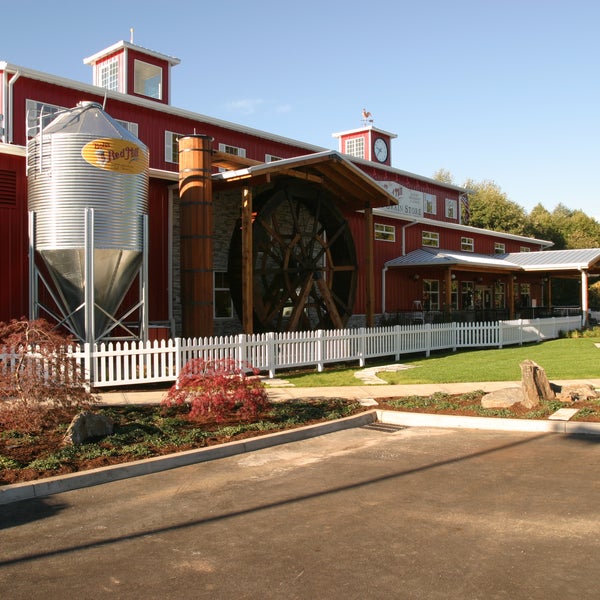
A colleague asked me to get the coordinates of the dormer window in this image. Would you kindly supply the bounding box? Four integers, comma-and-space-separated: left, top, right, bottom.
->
344, 137, 364, 159
99, 56, 119, 92
134, 59, 162, 100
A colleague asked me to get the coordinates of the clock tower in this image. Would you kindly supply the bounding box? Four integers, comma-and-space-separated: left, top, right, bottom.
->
332, 121, 396, 166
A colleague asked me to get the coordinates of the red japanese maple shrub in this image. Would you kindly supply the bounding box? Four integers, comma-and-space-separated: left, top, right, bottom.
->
162, 358, 269, 422
0, 318, 96, 432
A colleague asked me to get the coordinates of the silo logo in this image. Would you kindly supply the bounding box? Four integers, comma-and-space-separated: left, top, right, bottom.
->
82, 139, 148, 174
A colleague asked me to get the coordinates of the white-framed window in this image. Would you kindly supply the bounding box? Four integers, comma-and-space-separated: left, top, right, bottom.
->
520, 246, 531, 252
25, 99, 65, 138
424, 193, 437, 215
494, 242, 506, 254
461, 237, 474, 252
445, 198, 458, 219
99, 56, 119, 92
374, 223, 395, 242
422, 231, 439, 247
218, 143, 246, 158
134, 59, 162, 99
344, 137, 364, 159
165, 131, 185, 163
115, 119, 139, 137
214, 272, 233, 318
265, 154, 282, 162
423, 279, 440, 310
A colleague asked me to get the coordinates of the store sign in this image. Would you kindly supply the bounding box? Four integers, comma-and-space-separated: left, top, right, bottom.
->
82, 138, 148, 174
377, 180, 424, 218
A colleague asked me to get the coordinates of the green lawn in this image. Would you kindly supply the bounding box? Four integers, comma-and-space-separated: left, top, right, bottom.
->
281, 337, 600, 386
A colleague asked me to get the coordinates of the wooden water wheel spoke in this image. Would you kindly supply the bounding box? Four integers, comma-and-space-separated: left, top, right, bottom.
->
315, 278, 344, 328
228, 180, 358, 332
287, 275, 314, 331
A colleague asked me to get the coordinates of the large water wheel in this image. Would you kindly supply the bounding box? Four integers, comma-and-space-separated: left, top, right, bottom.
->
228, 180, 358, 333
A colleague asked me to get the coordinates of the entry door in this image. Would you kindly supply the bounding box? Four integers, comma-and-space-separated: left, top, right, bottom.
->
475, 286, 492, 309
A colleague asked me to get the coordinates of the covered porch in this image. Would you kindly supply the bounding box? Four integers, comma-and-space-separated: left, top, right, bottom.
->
382, 248, 600, 325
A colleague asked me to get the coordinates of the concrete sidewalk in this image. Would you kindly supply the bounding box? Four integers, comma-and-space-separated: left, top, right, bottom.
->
97, 378, 600, 406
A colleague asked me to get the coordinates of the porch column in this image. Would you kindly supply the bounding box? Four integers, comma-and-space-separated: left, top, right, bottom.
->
508, 276, 515, 319
581, 269, 589, 326
444, 269, 452, 309
365, 203, 375, 327
241, 187, 254, 334
178, 134, 214, 338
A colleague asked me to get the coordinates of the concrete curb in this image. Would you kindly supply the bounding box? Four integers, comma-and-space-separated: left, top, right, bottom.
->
3, 409, 600, 506
0, 411, 378, 505
377, 410, 600, 435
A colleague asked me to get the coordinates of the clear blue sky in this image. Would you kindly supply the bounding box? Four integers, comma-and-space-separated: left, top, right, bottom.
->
3, 0, 599, 219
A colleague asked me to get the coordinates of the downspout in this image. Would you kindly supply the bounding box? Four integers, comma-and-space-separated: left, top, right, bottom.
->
381, 220, 418, 315
401, 220, 418, 256
7, 69, 21, 143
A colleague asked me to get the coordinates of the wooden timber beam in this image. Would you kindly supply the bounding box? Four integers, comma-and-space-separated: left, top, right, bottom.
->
212, 152, 323, 185
241, 186, 254, 335
365, 204, 375, 327
445, 269, 453, 309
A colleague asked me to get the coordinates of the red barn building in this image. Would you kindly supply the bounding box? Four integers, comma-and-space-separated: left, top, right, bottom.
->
1, 38, 599, 341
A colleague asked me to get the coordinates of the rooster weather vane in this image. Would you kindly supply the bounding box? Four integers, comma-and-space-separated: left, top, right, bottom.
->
361, 108, 374, 125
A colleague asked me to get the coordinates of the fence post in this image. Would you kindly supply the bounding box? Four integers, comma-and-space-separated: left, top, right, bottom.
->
83, 342, 93, 387
394, 325, 401, 360
174, 338, 182, 379
237, 333, 247, 368
316, 329, 324, 372
519, 319, 524, 346
267, 331, 276, 379
498, 321, 504, 349
358, 327, 366, 367
452, 322, 458, 352
425, 323, 432, 357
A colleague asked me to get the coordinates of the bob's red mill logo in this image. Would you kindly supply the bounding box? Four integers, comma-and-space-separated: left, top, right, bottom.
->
81, 138, 148, 174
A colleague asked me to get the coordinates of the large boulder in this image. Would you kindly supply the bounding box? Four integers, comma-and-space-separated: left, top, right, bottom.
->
481, 387, 524, 409
520, 360, 555, 408
63, 411, 114, 445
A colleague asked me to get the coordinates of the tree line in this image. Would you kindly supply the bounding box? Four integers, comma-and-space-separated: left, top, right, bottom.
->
433, 169, 600, 249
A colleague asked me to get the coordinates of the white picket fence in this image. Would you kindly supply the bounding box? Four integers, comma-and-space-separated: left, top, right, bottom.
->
52, 315, 580, 388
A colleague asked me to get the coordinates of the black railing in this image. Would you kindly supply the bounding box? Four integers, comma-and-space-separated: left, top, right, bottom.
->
379, 306, 582, 327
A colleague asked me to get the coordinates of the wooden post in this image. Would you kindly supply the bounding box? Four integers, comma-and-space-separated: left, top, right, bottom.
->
445, 270, 453, 309
178, 134, 214, 338
508, 275, 515, 319
241, 187, 253, 335
365, 204, 374, 328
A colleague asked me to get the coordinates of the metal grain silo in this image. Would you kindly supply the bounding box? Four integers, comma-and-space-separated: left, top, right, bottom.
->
27, 101, 149, 343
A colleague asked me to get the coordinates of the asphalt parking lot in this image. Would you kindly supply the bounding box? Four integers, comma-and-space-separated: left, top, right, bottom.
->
2, 425, 600, 599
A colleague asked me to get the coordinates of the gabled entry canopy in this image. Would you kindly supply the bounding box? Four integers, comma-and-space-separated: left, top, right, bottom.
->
212, 150, 398, 211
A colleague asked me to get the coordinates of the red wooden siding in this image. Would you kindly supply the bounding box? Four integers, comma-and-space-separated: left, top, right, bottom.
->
0, 155, 28, 322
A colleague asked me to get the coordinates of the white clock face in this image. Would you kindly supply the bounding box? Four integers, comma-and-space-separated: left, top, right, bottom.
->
373, 138, 388, 163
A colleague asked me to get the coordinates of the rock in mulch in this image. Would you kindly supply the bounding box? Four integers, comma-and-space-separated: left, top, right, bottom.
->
63, 411, 115, 446
481, 387, 525, 409
520, 359, 555, 408
556, 384, 599, 403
